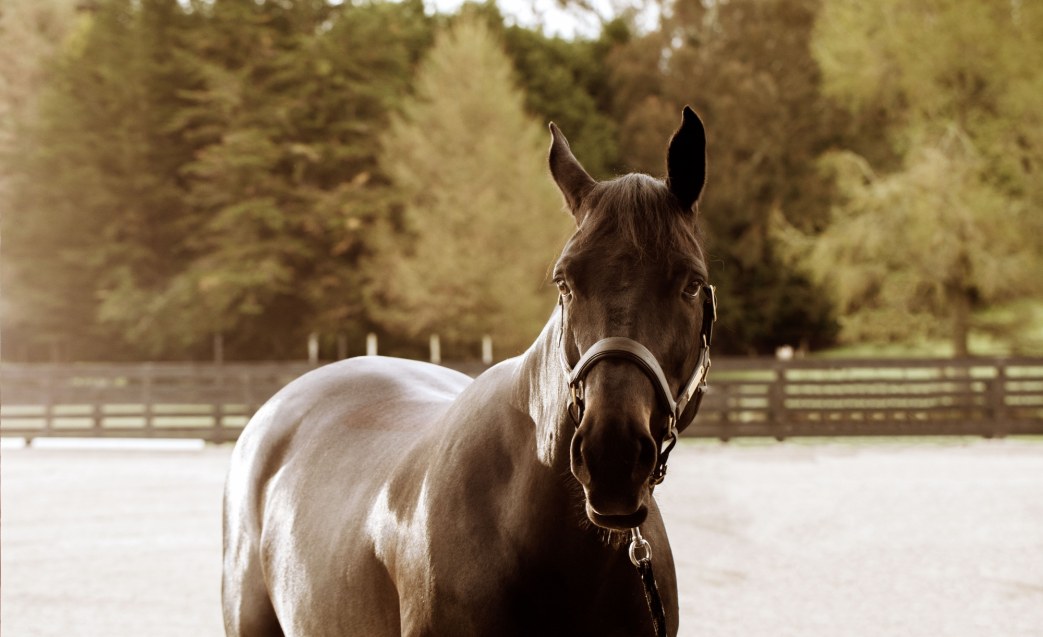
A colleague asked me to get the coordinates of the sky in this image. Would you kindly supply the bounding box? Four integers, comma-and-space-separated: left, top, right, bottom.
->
423, 0, 615, 38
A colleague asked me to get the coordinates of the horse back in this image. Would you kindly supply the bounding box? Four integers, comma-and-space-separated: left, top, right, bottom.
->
228, 357, 470, 513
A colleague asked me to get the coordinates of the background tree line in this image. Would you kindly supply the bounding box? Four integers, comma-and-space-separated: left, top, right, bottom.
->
2, 0, 1040, 362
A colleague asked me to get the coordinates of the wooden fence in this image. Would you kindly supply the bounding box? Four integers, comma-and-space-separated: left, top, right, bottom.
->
1, 358, 1041, 441
0, 362, 313, 443
697, 357, 1043, 439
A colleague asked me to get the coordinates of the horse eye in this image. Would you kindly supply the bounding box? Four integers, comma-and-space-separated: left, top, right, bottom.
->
556, 279, 572, 298
682, 281, 703, 299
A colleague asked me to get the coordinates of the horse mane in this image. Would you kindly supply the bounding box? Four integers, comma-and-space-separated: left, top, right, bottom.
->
578, 173, 704, 268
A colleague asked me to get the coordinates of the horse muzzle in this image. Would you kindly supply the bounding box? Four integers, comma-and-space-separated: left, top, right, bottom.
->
569, 411, 656, 530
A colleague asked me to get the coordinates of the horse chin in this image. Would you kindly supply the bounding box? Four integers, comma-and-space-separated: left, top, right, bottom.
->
585, 501, 649, 531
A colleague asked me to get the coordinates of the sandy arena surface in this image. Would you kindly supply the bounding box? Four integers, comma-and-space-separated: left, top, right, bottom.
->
2, 438, 1042, 636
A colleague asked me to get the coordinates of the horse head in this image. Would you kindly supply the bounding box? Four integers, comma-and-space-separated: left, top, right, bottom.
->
549, 106, 712, 531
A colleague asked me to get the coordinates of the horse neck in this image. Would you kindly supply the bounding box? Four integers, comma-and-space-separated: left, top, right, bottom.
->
511, 304, 574, 470
505, 312, 629, 555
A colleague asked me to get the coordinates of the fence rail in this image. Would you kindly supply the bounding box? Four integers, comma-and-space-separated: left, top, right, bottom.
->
2, 358, 1041, 441
696, 357, 1043, 438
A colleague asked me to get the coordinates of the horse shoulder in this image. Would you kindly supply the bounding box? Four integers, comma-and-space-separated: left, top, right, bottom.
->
225, 357, 471, 635
391, 362, 577, 633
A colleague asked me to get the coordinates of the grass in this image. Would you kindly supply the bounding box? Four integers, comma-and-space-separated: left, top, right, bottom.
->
815, 302, 1043, 359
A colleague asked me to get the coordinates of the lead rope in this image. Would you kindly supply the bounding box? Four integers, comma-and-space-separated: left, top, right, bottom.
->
628, 526, 668, 637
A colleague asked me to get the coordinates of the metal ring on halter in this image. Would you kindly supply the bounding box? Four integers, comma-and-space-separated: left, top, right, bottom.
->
628, 528, 652, 566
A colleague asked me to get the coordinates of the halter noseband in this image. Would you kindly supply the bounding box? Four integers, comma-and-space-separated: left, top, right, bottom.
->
558, 284, 717, 485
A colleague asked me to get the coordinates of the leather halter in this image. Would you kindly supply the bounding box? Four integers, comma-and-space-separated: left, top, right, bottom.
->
558, 284, 717, 485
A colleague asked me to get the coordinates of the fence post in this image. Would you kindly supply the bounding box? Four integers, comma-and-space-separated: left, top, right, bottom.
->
243, 370, 256, 419
988, 360, 1008, 438
40, 370, 56, 443
430, 334, 441, 365
481, 335, 493, 366
92, 389, 104, 437
142, 364, 154, 435
212, 364, 225, 443
769, 363, 787, 441
308, 333, 319, 366
717, 384, 733, 442
366, 333, 378, 356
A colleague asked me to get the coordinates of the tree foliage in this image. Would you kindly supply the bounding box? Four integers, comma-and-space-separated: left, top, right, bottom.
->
603, 0, 841, 353
0, 0, 80, 156
5, 0, 1039, 361
500, 19, 620, 179
3, 0, 196, 360
458, 2, 622, 177
777, 131, 1043, 355
3, 0, 431, 360
367, 16, 571, 356
794, 0, 1043, 354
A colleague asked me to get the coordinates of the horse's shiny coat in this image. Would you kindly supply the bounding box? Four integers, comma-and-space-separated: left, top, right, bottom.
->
223, 107, 710, 636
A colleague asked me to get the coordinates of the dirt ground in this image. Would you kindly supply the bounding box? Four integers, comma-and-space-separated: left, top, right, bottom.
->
2, 438, 1041, 636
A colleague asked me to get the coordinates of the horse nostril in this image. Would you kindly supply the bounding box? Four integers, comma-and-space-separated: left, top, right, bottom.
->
636, 435, 656, 476
570, 431, 590, 486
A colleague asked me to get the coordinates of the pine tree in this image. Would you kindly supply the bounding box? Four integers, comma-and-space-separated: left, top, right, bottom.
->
0, 0, 80, 162
433, 3, 621, 178
3, 0, 432, 360
2, 0, 200, 360
103, 0, 431, 358
0, 0, 82, 360
369, 16, 571, 357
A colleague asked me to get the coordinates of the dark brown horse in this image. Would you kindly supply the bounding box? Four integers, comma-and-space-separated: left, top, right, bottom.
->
223, 107, 714, 636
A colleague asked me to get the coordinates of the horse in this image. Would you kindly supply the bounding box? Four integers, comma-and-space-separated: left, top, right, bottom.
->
222, 106, 716, 637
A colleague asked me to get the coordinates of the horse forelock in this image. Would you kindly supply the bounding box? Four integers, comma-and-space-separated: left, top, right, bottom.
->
576, 174, 704, 270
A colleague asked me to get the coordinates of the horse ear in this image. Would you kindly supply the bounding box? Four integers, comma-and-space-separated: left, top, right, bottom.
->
666, 106, 707, 211
548, 122, 596, 223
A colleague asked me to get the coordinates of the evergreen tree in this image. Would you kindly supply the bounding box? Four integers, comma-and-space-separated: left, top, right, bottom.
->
101, 0, 431, 358
500, 15, 620, 178
453, 2, 621, 178
0, 0, 81, 360
369, 16, 571, 356
2, 0, 200, 360
0, 0, 80, 162
3, 0, 432, 360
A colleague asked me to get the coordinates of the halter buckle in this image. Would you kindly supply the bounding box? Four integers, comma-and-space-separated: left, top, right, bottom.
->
571, 380, 584, 404
649, 414, 678, 487
568, 381, 585, 424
